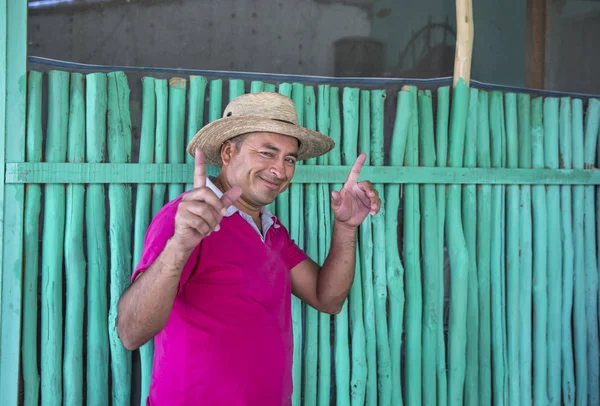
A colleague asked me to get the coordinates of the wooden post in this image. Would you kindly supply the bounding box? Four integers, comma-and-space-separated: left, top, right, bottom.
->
403, 86, 422, 406
571, 99, 587, 406
371, 89, 391, 405
531, 97, 548, 406
453, 0, 474, 86
41, 70, 70, 406
22, 70, 43, 406
107, 71, 133, 406
167, 77, 187, 200
419, 88, 440, 406
302, 85, 319, 406
462, 87, 479, 406
526, 0, 546, 89
134, 77, 157, 406
86, 72, 110, 406
289, 82, 305, 406
316, 84, 332, 406
387, 88, 410, 406
0, 1, 27, 404
64, 72, 86, 406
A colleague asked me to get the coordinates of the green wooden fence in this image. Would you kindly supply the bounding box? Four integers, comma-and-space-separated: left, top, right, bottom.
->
1, 66, 600, 406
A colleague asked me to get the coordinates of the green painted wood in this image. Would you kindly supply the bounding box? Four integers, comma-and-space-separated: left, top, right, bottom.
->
326, 84, 346, 406
571, 98, 587, 406
418, 89, 439, 406
559, 96, 575, 405
135, 77, 157, 406
372, 89, 392, 406
349, 89, 368, 406
265, 81, 279, 213
275, 83, 292, 228
185, 76, 207, 190
107, 71, 133, 406
333, 86, 360, 406
152, 79, 168, 216
404, 86, 422, 406
357, 89, 377, 406
583, 98, 600, 406
517, 93, 533, 406
326, 87, 340, 161
7, 162, 600, 185
476, 91, 492, 406
167, 78, 187, 200
531, 96, 548, 406
316, 84, 331, 406
41, 70, 70, 406
505, 92, 520, 406
0, 1, 27, 404
209, 79, 223, 123
64, 72, 86, 406
317, 180, 332, 406
316, 195, 331, 406
229, 79, 245, 101
0, 0, 5, 351
435, 86, 449, 406
543, 97, 562, 406
317, 85, 330, 168
302, 85, 319, 406
387, 89, 409, 406
489, 90, 507, 406
22, 70, 43, 406
446, 79, 469, 406
462, 87, 478, 406
250, 80, 264, 93
264, 83, 276, 92
290, 82, 304, 406
85, 72, 110, 406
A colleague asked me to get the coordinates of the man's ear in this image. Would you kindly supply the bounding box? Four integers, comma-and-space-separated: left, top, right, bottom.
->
220, 141, 233, 166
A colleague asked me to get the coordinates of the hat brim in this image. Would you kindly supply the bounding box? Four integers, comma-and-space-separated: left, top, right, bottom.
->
186, 116, 335, 167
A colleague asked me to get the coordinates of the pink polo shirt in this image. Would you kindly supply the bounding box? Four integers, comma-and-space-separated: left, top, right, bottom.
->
132, 179, 307, 406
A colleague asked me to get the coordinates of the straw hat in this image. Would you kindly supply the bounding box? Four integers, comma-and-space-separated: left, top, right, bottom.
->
186, 92, 335, 167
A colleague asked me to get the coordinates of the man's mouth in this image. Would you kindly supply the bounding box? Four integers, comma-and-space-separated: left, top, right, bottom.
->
259, 176, 281, 190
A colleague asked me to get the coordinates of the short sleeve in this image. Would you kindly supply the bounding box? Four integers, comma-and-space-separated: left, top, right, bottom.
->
131, 195, 200, 293
279, 221, 308, 270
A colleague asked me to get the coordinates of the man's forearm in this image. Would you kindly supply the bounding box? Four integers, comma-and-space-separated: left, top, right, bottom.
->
317, 220, 358, 313
117, 238, 193, 350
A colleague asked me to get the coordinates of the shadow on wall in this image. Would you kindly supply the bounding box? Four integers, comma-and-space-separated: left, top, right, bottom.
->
333, 18, 456, 79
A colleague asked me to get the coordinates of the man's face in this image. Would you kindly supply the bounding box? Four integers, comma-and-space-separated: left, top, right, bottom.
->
221, 132, 299, 208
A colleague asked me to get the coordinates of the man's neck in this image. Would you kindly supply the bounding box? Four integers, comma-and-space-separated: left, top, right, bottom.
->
213, 175, 262, 229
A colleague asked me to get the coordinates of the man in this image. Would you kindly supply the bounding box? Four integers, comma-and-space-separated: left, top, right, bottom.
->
117, 92, 381, 405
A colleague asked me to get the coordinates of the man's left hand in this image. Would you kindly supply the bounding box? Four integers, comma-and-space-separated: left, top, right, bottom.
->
331, 153, 382, 228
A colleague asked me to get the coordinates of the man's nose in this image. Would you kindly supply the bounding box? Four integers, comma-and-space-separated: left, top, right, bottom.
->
270, 159, 286, 179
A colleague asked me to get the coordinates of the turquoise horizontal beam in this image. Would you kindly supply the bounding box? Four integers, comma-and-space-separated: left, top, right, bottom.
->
5, 163, 600, 185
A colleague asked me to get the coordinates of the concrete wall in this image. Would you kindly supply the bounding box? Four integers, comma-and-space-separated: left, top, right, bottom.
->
28, 0, 371, 76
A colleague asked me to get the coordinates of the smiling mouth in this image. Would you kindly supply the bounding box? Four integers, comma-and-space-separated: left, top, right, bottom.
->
259, 177, 281, 190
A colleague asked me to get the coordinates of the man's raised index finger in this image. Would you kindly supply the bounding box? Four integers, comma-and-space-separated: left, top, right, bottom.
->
346, 153, 367, 184
194, 148, 207, 189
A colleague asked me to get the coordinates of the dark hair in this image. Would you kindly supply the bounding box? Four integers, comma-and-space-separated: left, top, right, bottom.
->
229, 133, 249, 148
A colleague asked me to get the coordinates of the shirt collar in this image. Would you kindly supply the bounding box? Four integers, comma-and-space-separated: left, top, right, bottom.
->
206, 177, 274, 219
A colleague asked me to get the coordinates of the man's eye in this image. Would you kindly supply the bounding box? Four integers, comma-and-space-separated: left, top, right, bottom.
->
260, 151, 274, 157
286, 158, 297, 164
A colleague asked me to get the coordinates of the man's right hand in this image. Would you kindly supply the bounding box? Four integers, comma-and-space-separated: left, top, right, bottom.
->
172, 149, 242, 252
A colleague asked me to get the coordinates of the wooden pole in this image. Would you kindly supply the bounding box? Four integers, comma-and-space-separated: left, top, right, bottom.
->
526, 0, 546, 89
64, 72, 86, 406
453, 0, 474, 86
134, 77, 156, 406
0, 1, 27, 404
